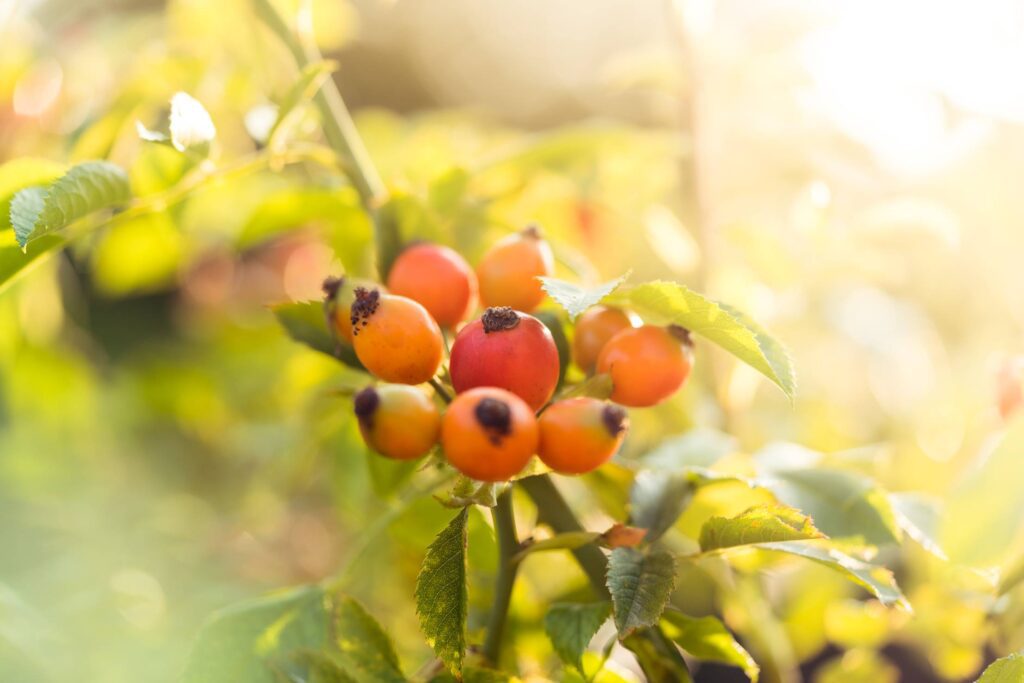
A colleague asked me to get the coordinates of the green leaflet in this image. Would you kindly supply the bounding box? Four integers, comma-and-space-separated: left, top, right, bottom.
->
415, 507, 469, 673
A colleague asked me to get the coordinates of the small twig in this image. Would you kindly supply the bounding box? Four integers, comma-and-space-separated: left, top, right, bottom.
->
428, 377, 453, 404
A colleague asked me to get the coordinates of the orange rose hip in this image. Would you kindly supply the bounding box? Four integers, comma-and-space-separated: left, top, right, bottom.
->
354, 384, 440, 460
386, 243, 478, 328
476, 225, 554, 312
538, 398, 628, 475
597, 324, 693, 407
441, 387, 539, 482
350, 288, 444, 385
572, 306, 633, 374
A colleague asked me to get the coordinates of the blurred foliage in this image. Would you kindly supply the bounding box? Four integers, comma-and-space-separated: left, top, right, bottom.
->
3, 0, 1024, 682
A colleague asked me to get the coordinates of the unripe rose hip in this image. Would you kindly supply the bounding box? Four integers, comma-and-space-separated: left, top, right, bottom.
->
386, 243, 478, 328
476, 226, 554, 312
441, 387, 539, 481
351, 288, 444, 385
449, 307, 560, 411
538, 397, 629, 474
597, 324, 693, 407
323, 276, 381, 343
354, 384, 440, 460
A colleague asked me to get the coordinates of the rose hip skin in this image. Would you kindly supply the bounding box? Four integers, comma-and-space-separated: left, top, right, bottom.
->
476, 226, 554, 312
354, 384, 440, 460
323, 276, 380, 343
441, 387, 538, 482
538, 397, 628, 475
351, 288, 444, 385
597, 325, 693, 407
386, 243, 478, 328
449, 307, 560, 412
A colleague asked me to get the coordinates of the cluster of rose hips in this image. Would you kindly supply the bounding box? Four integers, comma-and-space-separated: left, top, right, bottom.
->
323, 226, 695, 482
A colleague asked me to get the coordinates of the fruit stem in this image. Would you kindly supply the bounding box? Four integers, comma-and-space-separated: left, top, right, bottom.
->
519, 474, 691, 680
428, 377, 453, 404
482, 488, 521, 665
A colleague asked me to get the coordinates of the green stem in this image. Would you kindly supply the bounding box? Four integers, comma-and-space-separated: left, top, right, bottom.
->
519, 475, 690, 681
482, 488, 520, 665
251, 0, 384, 208
428, 377, 452, 404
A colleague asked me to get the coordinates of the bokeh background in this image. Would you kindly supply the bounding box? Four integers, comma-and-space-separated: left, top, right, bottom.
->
3, 1, 1024, 681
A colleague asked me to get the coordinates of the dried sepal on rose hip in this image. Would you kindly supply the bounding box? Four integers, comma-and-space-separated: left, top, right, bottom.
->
441, 387, 538, 482
538, 397, 629, 475
350, 287, 444, 385
597, 324, 694, 407
322, 275, 383, 344
354, 384, 440, 460
449, 306, 560, 412
476, 225, 554, 312
386, 242, 478, 328
572, 305, 635, 374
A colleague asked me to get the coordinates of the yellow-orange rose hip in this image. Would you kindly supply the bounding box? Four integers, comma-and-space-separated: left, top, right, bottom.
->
354, 384, 440, 460
441, 387, 538, 482
323, 276, 381, 343
597, 325, 693, 407
538, 398, 628, 475
476, 226, 554, 312
351, 288, 444, 385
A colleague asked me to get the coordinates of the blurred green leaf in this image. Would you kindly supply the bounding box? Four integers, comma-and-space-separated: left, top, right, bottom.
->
699, 504, 824, 551
605, 281, 796, 398
271, 300, 364, 370
559, 373, 614, 400
436, 477, 505, 509
629, 470, 694, 543
752, 541, 907, 608
0, 231, 64, 295
11, 161, 131, 247
91, 212, 183, 295
182, 586, 329, 683
889, 492, 946, 561
977, 652, 1024, 682
545, 601, 612, 670
0, 157, 65, 231
415, 507, 469, 674
756, 467, 901, 546
534, 310, 570, 388
331, 596, 405, 683
641, 428, 737, 472
268, 60, 338, 148
374, 194, 427, 282
607, 548, 676, 637
365, 451, 420, 499
539, 272, 630, 320
513, 532, 602, 563
660, 611, 759, 682
429, 665, 512, 682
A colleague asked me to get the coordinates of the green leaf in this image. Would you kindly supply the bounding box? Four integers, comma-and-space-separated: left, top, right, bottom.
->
365, 451, 419, 499
0, 231, 64, 295
604, 281, 796, 398
332, 596, 405, 683
545, 602, 612, 670
182, 586, 330, 683
699, 504, 824, 551
513, 532, 602, 563
268, 60, 338, 147
752, 541, 907, 608
978, 652, 1024, 683
271, 301, 363, 370
415, 507, 469, 673
756, 467, 901, 546
889, 492, 946, 561
435, 477, 504, 509
559, 373, 613, 400
606, 548, 676, 637
660, 611, 759, 682
534, 310, 570, 388
374, 194, 424, 282
428, 665, 512, 683
11, 161, 131, 247
539, 272, 630, 320
641, 428, 737, 472
0, 157, 65, 230
629, 470, 694, 542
